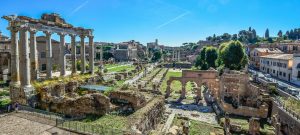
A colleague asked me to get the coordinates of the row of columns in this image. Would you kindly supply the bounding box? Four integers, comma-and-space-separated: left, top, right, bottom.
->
172, 49, 180, 61
9, 26, 95, 91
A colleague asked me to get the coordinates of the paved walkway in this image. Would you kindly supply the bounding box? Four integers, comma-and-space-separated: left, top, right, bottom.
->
0, 113, 79, 135
161, 112, 175, 133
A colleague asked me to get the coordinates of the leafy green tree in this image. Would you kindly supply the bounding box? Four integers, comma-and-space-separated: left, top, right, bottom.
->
278, 30, 283, 37
103, 52, 113, 60
151, 51, 162, 62
265, 28, 270, 39
218, 41, 248, 70
205, 47, 218, 68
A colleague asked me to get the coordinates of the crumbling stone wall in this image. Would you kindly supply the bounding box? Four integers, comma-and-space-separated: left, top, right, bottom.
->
109, 90, 147, 110
220, 101, 269, 118
40, 93, 111, 117
129, 96, 165, 134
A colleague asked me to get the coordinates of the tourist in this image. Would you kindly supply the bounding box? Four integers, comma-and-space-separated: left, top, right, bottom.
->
15, 102, 19, 112
7, 104, 11, 112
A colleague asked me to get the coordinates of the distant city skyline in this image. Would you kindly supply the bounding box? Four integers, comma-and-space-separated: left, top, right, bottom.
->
0, 0, 300, 46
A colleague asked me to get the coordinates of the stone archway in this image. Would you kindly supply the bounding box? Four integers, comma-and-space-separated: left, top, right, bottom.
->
165, 70, 218, 100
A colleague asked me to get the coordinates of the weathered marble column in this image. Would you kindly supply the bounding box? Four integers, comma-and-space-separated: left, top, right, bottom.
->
70, 34, 77, 74
88, 36, 95, 74
80, 35, 86, 73
44, 31, 53, 79
9, 27, 20, 85
58, 33, 66, 76
172, 49, 175, 61
19, 27, 32, 90
29, 29, 38, 81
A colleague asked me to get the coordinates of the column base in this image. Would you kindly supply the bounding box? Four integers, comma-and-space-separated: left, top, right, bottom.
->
10, 81, 20, 87
22, 85, 35, 99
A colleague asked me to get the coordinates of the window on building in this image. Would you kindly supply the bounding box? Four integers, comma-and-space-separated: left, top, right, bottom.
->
279, 71, 282, 76
41, 52, 46, 58
273, 70, 275, 74
283, 73, 286, 77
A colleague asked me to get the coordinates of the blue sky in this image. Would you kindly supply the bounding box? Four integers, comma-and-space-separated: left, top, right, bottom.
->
0, 0, 300, 46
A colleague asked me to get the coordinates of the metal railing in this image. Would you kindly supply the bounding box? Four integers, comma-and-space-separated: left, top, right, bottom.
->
17, 105, 137, 135
56, 119, 136, 135
18, 105, 65, 121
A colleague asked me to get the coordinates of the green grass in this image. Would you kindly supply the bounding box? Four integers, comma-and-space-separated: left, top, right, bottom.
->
172, 115, 223, 135
0, 90, 9, 97
189, 120, 224, 135
62, 114, 129, 133
281, 97, 300, 115
0, 98, 11, 108
106, 65, 135, 73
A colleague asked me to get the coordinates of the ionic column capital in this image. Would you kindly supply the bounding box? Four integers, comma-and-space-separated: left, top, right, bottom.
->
18, 26, 29, 32
69, 34, 76, 38
7, 26, 18, 33
58, 32, 67, 37
88, 35, 94, 39
43, 31, 53, 36
80, 35, 86, 39
29, 28, 37, 34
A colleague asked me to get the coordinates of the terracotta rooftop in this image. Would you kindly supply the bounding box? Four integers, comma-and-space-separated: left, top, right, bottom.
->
260, 54, 293, 60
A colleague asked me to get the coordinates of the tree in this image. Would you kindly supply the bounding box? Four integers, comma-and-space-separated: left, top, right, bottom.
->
151, 51, 162, 62
218, 41, 248, 70
103, 52, 113, 60
278, 30, 283, 37
205, 47, 218, 68
265, 28, 270, 39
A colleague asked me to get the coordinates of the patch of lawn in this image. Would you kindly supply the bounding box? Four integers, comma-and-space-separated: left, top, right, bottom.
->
107, 65, 135, 73
189, 120, 224, 135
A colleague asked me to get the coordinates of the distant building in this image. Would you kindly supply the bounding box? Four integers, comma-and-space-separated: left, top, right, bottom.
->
0, 32, 11, 82
259, 54, 293, 82
291, 54, 300, 85
36, 36, 60, 72
250, 48, 283, 69
114, 40, 138, 62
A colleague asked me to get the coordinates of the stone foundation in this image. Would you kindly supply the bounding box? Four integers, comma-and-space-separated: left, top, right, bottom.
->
129, 96, 165, 134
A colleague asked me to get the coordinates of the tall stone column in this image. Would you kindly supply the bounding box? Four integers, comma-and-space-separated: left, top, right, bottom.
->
9, 27, 20, 85
88, 36, 95, 74
29, 29, 38, 81
44, 31, 53, 79
19, 27, 32, 92
70, 34, 77, 74
58, 33, 66, 76
80, 35, 86, 73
